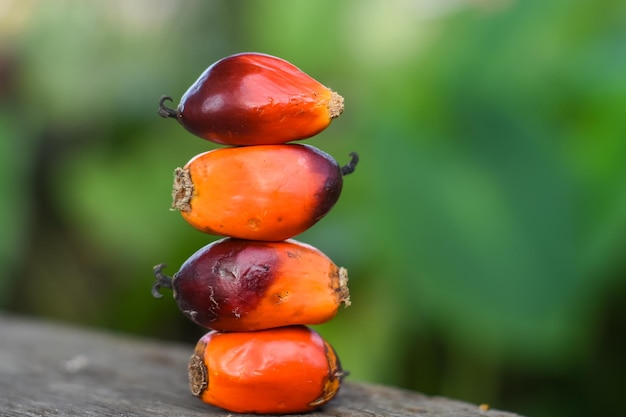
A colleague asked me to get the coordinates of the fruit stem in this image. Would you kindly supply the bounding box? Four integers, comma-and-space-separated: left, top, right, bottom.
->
341, 152, 359, 176
158, 96, 178, 119
152, 263, 174, 298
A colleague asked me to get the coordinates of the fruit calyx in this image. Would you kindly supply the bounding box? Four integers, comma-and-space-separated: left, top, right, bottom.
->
329, 91, 344, 119
188, 352, 208, 397
338, 267, 351, 307
172, 167, 193, 212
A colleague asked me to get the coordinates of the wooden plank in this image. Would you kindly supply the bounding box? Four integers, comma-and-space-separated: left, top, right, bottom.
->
0, 314, 524, 416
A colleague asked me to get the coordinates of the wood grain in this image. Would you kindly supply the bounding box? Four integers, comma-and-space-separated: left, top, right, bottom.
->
0, 314, 524, 417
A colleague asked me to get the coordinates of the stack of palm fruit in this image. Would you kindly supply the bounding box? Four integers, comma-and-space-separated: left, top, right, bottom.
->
151, 52, 358, 414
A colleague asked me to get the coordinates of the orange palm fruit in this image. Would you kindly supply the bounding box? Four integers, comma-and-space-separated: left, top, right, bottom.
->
152, 238, 350, 331
189, 325, 345, 414
171, 144, 358, 241
158, 52, 344, 146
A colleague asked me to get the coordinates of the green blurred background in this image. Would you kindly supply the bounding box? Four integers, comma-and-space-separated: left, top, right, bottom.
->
1, 1, 625, 416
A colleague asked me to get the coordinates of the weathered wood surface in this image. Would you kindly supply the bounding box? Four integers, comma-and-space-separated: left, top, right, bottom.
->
0, 314, 524, 417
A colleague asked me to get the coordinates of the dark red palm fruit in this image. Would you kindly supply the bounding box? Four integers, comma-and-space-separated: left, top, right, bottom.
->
158, 52, 344, 146
171, 144, 358, 241
152, 238, 350, 332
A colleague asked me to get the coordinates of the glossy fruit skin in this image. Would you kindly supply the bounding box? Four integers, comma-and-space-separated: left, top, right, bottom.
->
189, 325, 344, 414
168, 52, 344, 146
172, 144, 343, 241
166, 237, 349, 331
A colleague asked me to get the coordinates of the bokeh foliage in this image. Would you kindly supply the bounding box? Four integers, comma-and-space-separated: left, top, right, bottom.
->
1, 1, 625, 416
